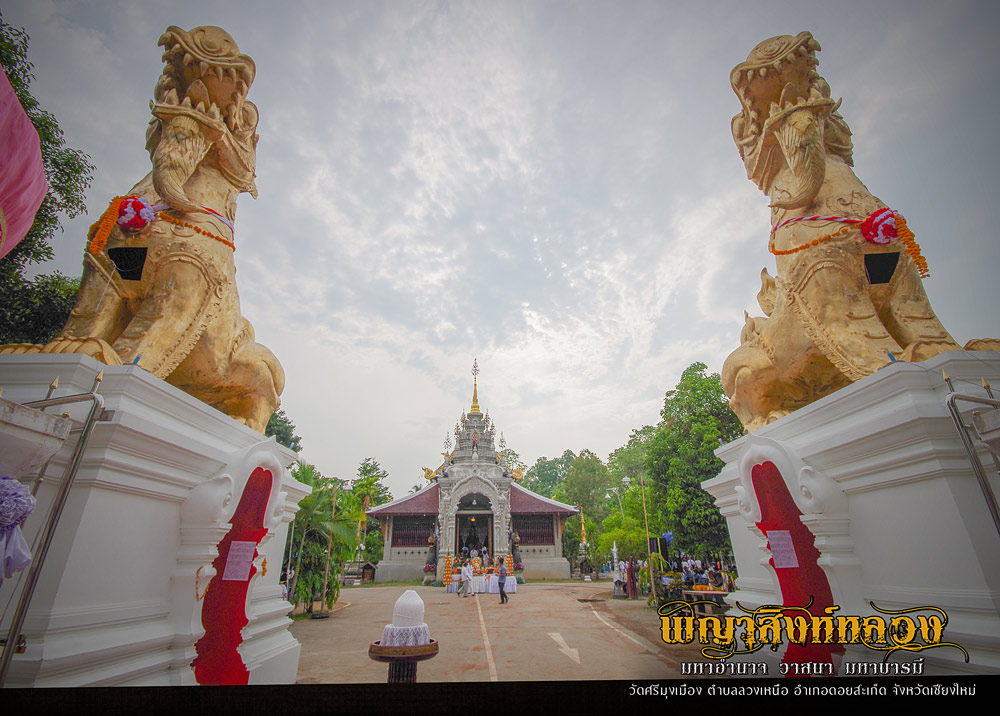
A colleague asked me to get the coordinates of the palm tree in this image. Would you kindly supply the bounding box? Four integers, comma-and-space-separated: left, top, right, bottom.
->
286, 462, 325, 603
285, 462, 365, 612
318, 489, 365, 612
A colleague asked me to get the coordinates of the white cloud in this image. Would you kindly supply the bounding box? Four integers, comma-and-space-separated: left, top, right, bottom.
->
7, 1, 999, 496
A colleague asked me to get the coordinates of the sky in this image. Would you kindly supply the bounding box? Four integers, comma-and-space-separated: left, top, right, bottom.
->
4, 0, 1000, 499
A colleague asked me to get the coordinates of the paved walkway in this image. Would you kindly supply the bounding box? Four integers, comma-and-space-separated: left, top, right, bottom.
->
290, 581, 706, 683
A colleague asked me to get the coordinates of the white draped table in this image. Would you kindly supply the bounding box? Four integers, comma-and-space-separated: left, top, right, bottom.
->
484, 575, 517, 594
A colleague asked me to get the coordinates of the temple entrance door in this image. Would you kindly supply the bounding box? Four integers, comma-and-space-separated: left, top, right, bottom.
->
453, 492, 494, 561
454, 513, 493, 560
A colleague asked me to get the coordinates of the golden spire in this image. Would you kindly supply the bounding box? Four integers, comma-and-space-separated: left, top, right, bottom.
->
470, 358, 481, 414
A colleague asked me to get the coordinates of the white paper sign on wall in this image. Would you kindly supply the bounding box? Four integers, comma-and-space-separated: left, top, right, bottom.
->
767, 530, 799, 569
222, 541, 257, 581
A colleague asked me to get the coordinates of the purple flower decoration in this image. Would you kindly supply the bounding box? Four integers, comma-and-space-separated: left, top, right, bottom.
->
1, 477, 35, 582
0, 476, 35, 533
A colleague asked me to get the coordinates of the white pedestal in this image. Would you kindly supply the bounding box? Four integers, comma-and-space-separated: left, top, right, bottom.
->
0, 354, 308, 686
705, 351, 1000, 676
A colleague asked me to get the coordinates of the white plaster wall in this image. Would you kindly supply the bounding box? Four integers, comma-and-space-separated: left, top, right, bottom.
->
0, 354, 308, 686
705, 351, 1000, 675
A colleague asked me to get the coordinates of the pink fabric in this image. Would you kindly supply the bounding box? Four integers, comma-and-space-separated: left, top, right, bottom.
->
0, 63, 47, 259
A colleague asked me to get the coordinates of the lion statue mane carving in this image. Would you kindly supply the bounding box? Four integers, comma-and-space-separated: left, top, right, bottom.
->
2, 26, 283, 432
722, 32, 997, 432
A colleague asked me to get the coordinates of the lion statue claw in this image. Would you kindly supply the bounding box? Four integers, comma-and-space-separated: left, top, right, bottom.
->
722, 33, 995, 431
1, 27, 282, 432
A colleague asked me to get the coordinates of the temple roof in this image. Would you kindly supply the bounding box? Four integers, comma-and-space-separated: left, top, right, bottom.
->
365, 482, 578, 518
509, 483, 578, 515
367, 483, 439, 517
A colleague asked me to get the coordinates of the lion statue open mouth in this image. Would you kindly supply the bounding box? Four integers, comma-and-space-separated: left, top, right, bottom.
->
722, 32, 998, 432
2, 26, 283, 433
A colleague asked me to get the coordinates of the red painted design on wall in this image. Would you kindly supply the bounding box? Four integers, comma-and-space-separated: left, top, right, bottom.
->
751, 461, 841, 674
191, 467, 272, 685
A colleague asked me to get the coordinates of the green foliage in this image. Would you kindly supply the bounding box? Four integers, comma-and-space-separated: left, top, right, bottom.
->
523, 449, 576, 497
283, 462, 364, 611
645, 363, 742, 555
595, 513, 648, 560
362, 524, 384, 564
607, 424, 656, 488
561, 449, 614, 522
500, 447, 526, 473
352, 458, 392, 564
353, 457, 393, 506
0, 20, 94, 344
265, 409, 302, 452
0, 272, 80, 344
560, 512, 600, 566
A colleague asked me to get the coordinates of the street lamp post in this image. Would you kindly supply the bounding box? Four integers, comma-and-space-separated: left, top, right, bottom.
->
622, 474, 658, 604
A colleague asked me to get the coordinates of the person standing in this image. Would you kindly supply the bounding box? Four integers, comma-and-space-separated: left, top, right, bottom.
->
462, 560, 474, 597
497, 560, 508, 604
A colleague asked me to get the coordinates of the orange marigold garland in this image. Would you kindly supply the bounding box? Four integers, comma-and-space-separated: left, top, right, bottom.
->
87, 196, 126, 255
893, 215, 929, 278
157, 211, 235, 251
769, 223, 852, 255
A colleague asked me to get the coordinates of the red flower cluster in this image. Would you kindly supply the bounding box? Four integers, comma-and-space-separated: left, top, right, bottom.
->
860, 208, 898, 245
116, 196, 155, 231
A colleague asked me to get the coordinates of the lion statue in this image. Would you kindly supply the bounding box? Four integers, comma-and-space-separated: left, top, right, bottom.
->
2, 26, 283, 432
722, 32, 997, 431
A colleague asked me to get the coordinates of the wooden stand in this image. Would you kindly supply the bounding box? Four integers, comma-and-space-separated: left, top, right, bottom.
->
368, 639, 439, 683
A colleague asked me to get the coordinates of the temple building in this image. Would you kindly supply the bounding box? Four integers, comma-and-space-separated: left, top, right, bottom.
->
367, 363, 578, 581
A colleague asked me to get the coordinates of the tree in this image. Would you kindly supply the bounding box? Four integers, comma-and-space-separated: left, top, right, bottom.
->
283, 461, 363, 612
284, 462, 327, 606
561, 512, 601, 569
351, 458, 393, 563
523, 449, 576, 497
607, 424, 656, 489
561, 450, 614, 522
0, 273, 80, 345
499, 447, 526, 473
0, 20, 94, 344
645, 363, 743, 556
352, 458, 393, 506
596, 512, 649, 561
265, 409, 302, 452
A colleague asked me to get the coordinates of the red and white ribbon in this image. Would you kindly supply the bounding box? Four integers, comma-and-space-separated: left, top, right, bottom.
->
771, 209, 905, 246
150, 202, 235, 234
771, 214, 859, 234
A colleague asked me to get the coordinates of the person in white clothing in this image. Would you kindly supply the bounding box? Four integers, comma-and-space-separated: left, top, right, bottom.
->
462, 562, 474, 597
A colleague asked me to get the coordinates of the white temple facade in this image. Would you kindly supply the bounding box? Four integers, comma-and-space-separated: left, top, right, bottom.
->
367, 364, 577, 581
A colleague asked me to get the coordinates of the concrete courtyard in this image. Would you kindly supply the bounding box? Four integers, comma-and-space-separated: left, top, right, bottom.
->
290, 581, 706, 683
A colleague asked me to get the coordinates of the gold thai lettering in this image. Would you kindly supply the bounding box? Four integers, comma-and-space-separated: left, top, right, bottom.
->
656, 600, 969, 662
835, 615, 863, 644
785, 613, 811, 646
861, 615, 887, 645
917, 614, 945, 644
658, 602, 696, 644
755, 608, 784, 648
809, 607, 839, 644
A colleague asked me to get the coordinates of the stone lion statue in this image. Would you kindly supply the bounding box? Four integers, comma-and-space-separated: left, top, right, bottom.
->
722, 32, 997, 431
3, 26, 282, 432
